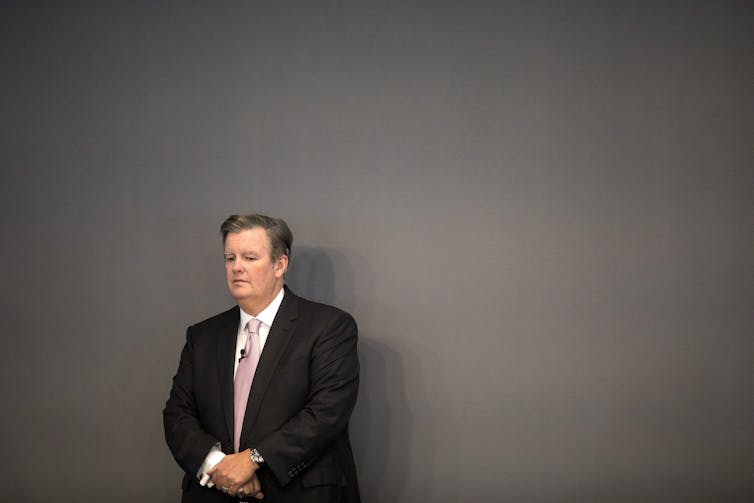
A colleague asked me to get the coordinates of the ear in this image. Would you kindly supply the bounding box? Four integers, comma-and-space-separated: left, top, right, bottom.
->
274, 254, 289, 278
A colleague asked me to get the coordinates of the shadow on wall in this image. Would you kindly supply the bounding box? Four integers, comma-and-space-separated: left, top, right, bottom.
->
285, 245, 355, 309
351, 337, 415, 502
286, 246, 416, 502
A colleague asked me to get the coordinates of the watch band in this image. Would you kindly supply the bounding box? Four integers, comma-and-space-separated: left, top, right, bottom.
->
250, 448, 265, 465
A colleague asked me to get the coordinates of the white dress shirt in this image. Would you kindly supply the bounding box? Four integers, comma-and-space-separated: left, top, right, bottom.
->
196, 287, 285, 487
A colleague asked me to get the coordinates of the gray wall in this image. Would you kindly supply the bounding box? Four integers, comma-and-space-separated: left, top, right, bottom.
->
1, 2, 752, 501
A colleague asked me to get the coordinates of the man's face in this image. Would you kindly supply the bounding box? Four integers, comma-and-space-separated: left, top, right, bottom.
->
224, 227, 287, 313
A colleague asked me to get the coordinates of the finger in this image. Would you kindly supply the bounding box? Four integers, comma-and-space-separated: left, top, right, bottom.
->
209, 473, 225, 489
246, 478, 262, 498
207, 457, 227, 476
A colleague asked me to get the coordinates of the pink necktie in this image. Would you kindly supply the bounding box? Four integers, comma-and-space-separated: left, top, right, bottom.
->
234, 318, 262, 453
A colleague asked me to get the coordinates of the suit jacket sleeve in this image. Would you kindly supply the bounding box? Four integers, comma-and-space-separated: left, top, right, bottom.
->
257, 310, 359, 487
163, 326, 220, 477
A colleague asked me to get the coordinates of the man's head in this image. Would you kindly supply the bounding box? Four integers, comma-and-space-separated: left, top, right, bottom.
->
220, 214, 293, 261
220, 214, 293, 315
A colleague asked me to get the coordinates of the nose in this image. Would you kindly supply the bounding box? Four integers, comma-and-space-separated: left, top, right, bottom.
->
230, 258, 243, 272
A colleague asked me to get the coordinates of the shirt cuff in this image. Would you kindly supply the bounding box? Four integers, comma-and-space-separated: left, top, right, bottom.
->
196, 443, 226, 488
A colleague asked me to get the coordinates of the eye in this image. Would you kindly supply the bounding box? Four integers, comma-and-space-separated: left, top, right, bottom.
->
244, 255, 256, 261
224, 255, 234, 262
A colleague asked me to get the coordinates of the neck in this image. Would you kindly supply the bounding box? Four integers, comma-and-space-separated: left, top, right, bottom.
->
238, 284, 284, 317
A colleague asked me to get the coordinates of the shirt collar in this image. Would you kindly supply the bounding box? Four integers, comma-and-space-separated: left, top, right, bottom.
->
239, 287, 285, 329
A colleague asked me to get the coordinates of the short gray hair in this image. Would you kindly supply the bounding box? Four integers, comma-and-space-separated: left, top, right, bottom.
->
220, 214, 293, 261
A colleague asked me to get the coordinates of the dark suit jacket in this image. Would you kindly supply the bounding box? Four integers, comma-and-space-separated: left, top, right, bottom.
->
164, 286, 360, 503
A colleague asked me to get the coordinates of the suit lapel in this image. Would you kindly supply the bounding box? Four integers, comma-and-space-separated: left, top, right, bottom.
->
240, 287, 299, 447
216, 305, 240, 447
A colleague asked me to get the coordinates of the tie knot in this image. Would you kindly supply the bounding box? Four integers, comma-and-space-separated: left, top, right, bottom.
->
245, 318, 262, 335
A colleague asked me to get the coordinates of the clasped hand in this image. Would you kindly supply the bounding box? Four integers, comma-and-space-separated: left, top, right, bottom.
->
207, 450, 264, 499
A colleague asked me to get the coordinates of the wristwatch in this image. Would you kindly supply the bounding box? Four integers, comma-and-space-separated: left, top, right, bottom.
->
250, 448, 265, 465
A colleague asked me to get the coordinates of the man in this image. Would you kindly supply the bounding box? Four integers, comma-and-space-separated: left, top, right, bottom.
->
164, 214, 360, 502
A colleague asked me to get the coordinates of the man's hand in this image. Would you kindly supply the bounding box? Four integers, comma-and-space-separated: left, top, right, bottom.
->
235, 473, 264, 499
207, 450, 259, 496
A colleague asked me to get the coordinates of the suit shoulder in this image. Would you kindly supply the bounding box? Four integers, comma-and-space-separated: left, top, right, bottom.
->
295, 295, 356, 325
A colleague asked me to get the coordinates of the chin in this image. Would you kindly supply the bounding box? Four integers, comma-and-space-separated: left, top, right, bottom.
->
229, 286, 251, 298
